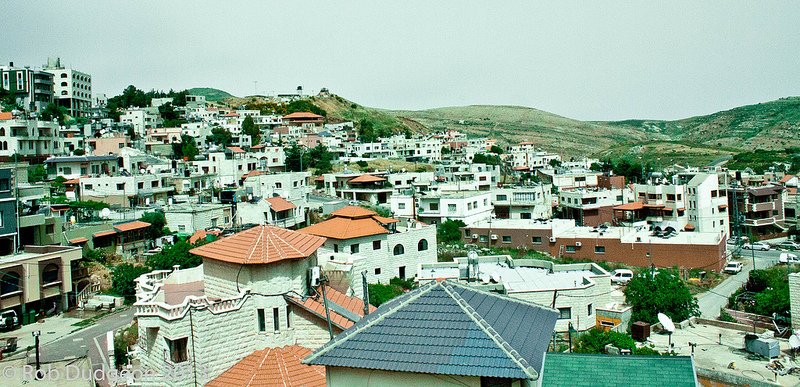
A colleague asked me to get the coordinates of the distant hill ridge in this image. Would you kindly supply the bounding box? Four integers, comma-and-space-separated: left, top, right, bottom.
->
188, 87, 235, 102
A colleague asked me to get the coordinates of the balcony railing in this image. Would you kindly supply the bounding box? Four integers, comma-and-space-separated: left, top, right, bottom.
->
744, 217, 777, 227
747, 202, 775, 213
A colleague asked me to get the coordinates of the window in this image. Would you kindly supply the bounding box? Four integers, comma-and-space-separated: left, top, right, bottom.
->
286, 305, 291, 329
429, 203, 438, 211
448, 204, 457, 212
178, 225, 186, 232
587, 304, 593, 316
595, 246, 605, 253
84, 184, 93, 190
374, 268, 381, 275
418, 239, 428, 251
257, 308, 266, 332
273, 307, 280, 331
63, 167, 72, 175
496, 194, 507, 201
275, 182, 282, 189
393, 244, 405, 255
399, 266, 406, 279
479, 235, 488, 242
502, 236, 511, 243
0, 179, 8, 191
333, 244, 338, 253
138, 182, 144, 189
45, 224, 54, 234
117, 183, 124, 191
398, 203, 406, 210
465, 229, 471, 237
350, 244, 359, 254
483, 199, 488, 206
369, 240, 380, 251
165, 337, 188, 363
558, 307, 571, 320
566, 246, 576, 253
532, 237, 542, 244
467, 202, 472, 210
520, 213, 531, 219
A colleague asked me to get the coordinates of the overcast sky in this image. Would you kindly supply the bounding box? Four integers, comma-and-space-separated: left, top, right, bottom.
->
2, 1, 798, 121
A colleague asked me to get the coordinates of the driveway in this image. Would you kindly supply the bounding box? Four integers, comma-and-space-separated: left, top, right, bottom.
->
696, 248, 782, 318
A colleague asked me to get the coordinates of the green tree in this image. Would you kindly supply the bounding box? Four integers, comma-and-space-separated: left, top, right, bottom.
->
623, 271, 700, 324
0, 87, 22, 111
39, 103, 66, 124
472, 153, 502, 166
139, 211, 170, 239
437, 219, 467, 244
549, 158, 562, 168
111, 263, 151, 302
158, 103, 186, 127
209, 127, 233, 147
307, 143, 333, 174
173, 134, 199, 160
368, 282, 404, 307
404, 127, 413, 139
442, 146, 451, 155
284, 143, 306, 171
28, 164, 47, 183
358, 119, 376, 143
590, 162, 603, 172
490, 145, 504, 155
126, 127, 137, 141
145, 240, 203, 271
241, 115, 260, 145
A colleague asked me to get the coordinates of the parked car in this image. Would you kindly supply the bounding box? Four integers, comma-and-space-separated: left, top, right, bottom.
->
727, 236, 748, 245
776, 241, 800, 250
780, 253, 800, 264
723, 261, 744, 274
610, 269, 634, 284
742, 242, 770, 251
0, 311, 19, 332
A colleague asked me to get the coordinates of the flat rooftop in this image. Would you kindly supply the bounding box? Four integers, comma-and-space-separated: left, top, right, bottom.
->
466, 218, 576, 231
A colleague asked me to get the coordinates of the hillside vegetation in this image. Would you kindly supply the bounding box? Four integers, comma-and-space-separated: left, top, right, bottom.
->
602, 97, 800, 151
188, 87, 235, 102
387, 105, 663, 158
313, 95, 418, 135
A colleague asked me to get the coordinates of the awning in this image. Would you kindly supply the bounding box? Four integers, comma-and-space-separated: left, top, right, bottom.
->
93, 230, 117, 238
614, 202, 644, 211
69, 237, 89, 244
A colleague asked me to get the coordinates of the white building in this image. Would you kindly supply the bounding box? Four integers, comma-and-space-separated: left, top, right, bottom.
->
491, 185, 554, 220
121, 108, 160, 137
43, 57, 93, 118
391, 191, 493, 226
163, 203, 233, 234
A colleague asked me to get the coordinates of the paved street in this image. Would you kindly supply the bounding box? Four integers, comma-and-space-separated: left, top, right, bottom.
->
696, 248, 783, 318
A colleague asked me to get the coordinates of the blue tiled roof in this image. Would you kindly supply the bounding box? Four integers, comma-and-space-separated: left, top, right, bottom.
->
540, 353, 698, 387
303, 280, 558, 380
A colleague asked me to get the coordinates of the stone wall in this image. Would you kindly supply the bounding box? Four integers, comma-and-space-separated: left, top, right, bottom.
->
790, 273, 800, 330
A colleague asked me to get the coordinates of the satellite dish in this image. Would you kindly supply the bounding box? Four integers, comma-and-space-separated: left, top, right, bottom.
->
658, 313, 675, 332
100, 208, 111, 218
790, 335, 800, 349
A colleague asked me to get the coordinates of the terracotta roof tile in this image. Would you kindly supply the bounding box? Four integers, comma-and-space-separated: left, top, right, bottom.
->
372, 215, 399, 224
241, 171, 266, 180
299, 216, 388, 240
684, 224, 696, 230
93, 230, 117, 238
69, 237, 89, 244
330, 206, 376, 218
189, 225, 325, 265
780, 174, 794, 183
114, 220, 151, 232
227, 146, 245, 153
614, 201, 644, 211
265, 196, 297, 212
0, 112, 12, 120
347, 174, 386, 184
206, 345, 325, 387
285, 286, 375, 330
283, 112, 323, 119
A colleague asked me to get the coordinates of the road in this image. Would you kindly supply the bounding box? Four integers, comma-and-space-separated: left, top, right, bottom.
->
39, 307, 134, 385
696, 248, 783, 318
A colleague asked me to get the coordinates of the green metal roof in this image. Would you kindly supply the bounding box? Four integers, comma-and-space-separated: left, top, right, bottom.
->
540, 353, 698, 387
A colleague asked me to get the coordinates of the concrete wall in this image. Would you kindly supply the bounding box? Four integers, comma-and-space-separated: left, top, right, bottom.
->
326, 366, 486, 387
790, 273, 800, 330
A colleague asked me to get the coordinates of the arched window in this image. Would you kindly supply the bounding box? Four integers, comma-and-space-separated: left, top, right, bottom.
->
60, 73, 67, 78
60, 82, 67, 87
61, 91, 68, 95
42, 263, 59, 284
0, 271, 20, 295
417, 239, 428, 251
393, 244, 405, 256
0, 128, 5, 136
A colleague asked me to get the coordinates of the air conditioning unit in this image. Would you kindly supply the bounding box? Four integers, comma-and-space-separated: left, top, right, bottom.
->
575, 242, 582, 247
549, 237, 557, 243
490, 234, 498, 240
472, 234, 479, 239
308, 266, 321, 287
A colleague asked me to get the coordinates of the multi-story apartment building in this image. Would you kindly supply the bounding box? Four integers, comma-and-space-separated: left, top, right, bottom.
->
282, 111, 323, 132
0, 168, 17, 255
344, 142, 396, 159
433, 162, 499, 190
391, 191, 492, 225
559, 188, 627, 227
492, 185, 554, 220
42, 57, 92, 118
78, 172, 174, 207
0, 62, 54, 113
0, 114, 62, 161
538, 168, 601, 189
120, 107, 160, 137
300, 206, 437, 296
164, 203, 233, 234
43, 155, 120, 180
727, 184, 785, 240
506, 142, 561, 170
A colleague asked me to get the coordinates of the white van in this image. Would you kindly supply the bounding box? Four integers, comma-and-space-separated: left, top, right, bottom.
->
610, 269, 634, 284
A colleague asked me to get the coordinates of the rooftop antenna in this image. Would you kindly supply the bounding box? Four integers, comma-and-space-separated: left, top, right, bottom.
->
658, 313, 675, 350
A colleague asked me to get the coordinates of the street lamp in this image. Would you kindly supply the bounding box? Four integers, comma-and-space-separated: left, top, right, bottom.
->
32, 331, 42, 379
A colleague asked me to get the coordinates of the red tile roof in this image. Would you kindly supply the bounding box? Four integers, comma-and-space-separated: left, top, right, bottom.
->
780, 174, 795, 183
347, 174, 386, 184
614, 202, 644, 211
189, 225, 326, 265
0, 112, 12, 120
93, 230, 117, 238
251, 144, 265, 149
227, 146, 245, 153
69, 237, 89, 244
206, 346, 325, 387
684, 223, 696, 231
300, 216, 388, 240
241, 171, 265, 180
114, 221, 151, 232
283, 112, 323, 119
265, 196, 297, 212
286, 286, 376, 330
330, 206, 376, 218
373, 215, 399, 224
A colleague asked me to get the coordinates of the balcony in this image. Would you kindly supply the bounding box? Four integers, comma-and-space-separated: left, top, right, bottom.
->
745, 217, 777, 227
747, 202, 775, 213
18, 213, 45, 228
